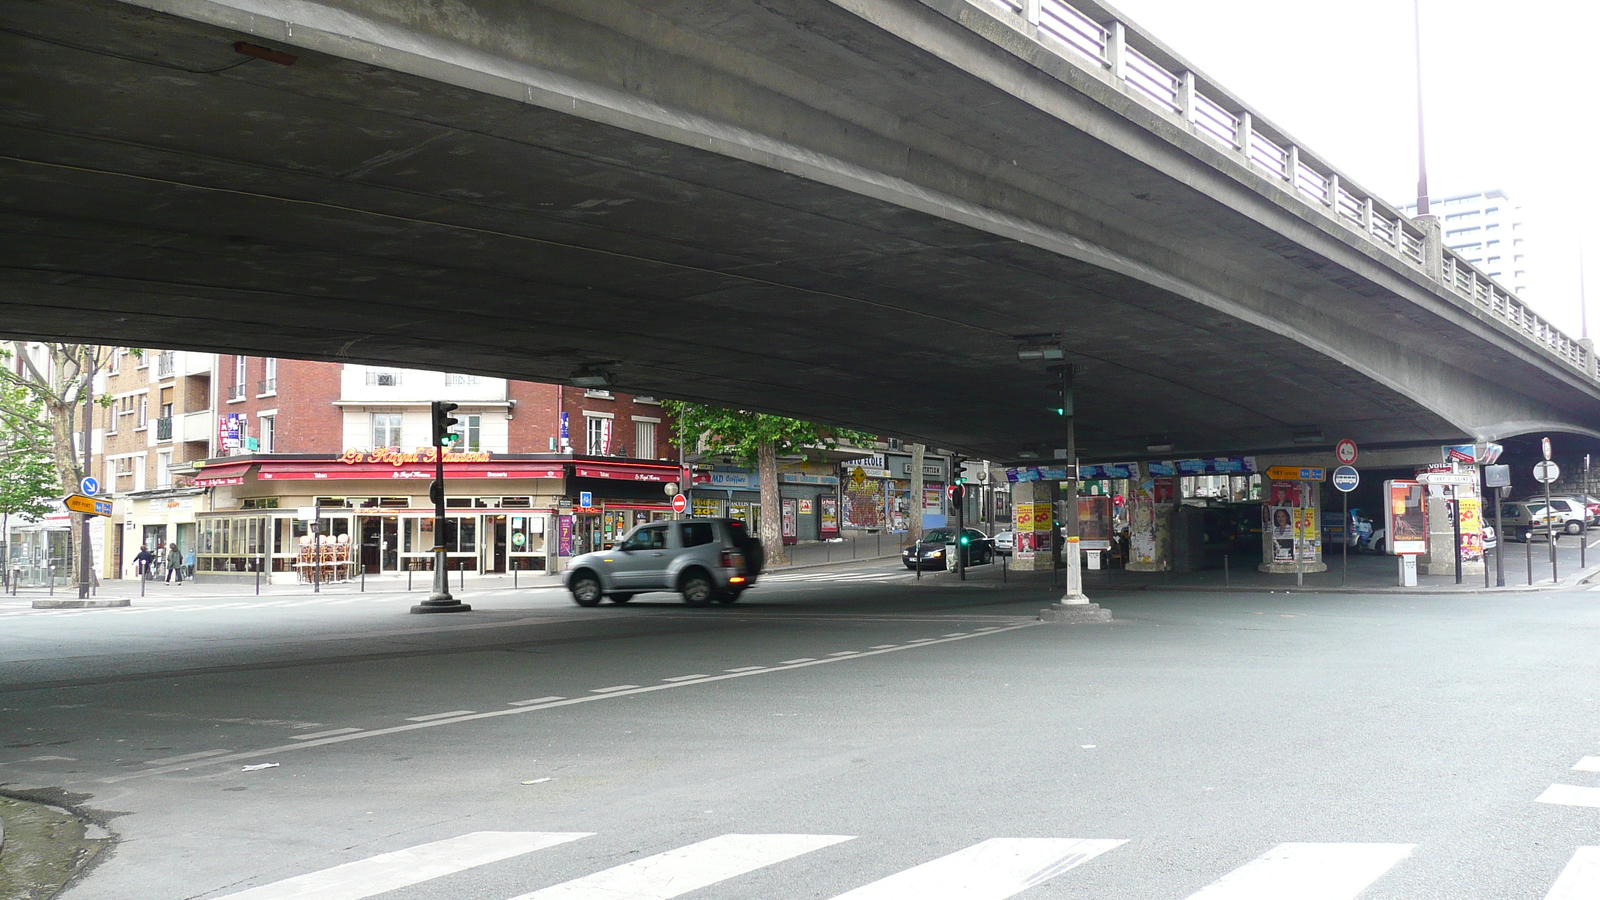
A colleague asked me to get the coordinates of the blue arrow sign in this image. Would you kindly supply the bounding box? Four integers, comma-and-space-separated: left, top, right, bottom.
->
80, 476, 99, 496
1332, 465, 1359, 492
579, 491, 593, 508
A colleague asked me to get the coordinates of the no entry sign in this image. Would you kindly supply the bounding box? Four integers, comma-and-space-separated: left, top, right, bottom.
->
671, 493, 688, 514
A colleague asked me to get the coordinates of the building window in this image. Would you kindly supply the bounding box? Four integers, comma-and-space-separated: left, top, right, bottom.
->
635, 396, 661, 405
259, 358, 277, 395
372, 413, 403, 449
444, 373, 479, 386
156, 450, 172, 488
259, 415, 275, 453
137, 396, 148, 429
585, 414, 609, 455
107, 352, 120, 375
634, 419, 656, 458
456, 414, 481, 452
583, 389, 614, 400
365, 370, 402, 386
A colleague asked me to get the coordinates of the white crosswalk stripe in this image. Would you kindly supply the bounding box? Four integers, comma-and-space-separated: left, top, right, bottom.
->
826, 838, 1124, 899
761, 571, 911, 583
1538, 785, 1600, 808
508, 833, 852, 899
1182, 843, 1414, 900
1546, 847, 1600, 900
214, 831, 590, 900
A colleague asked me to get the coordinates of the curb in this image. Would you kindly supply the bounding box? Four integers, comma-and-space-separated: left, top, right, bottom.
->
31, 598, 133, 609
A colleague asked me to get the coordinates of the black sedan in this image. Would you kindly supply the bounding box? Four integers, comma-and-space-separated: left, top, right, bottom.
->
902, 527, 995, 570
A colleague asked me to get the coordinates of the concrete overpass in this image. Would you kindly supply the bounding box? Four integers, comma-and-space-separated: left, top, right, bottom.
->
4, 0, 1598, 462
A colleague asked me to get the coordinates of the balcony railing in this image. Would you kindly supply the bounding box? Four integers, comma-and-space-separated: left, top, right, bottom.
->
227, 383, 245, 401
155, 352, 175, 378
258, 378, 276, 395
976, 0, 1591, 377
155, 417, 173, 441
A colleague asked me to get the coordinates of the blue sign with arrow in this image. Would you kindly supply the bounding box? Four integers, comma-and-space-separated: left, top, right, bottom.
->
80, 476, 99, 496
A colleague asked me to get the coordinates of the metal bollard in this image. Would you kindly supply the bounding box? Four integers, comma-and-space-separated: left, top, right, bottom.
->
1001, 552, 1006, 583
459, 565, 465, 592
361, 565, 366, 592
1224, 554, 1230, 587
514, 566, 518, 589
1527, 535, 1533, 586
255, 559, 261, 596
408, 567, 413, 591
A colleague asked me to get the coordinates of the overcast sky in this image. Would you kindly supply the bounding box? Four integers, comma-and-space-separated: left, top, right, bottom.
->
1106, 0, 1597, 335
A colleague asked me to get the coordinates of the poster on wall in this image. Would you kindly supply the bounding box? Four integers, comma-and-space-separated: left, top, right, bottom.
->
1014, 503, 1036, 534
557, 515, 574, 557
1384, 480, 1427, 555
820, 497, 838, 535
1458, 497, 1484, 562
922, 487, 943, 517
1016, 530, 1036, 561
798, 498, 813, 515
1077, 496, 1114, 550
1267, 505, 1296, 561
781, 498, 797, 544
1296, 508, 1318, 560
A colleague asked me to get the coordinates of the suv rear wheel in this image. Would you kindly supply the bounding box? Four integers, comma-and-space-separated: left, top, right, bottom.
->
680, 570, 714, 607
609, 593, 634, 604
569, 573, 603, 607
714, 589, 742, 604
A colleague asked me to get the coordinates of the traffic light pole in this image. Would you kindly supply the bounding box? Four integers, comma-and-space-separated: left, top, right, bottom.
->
413, 402, 471, 614
1059, 365, 1087, 604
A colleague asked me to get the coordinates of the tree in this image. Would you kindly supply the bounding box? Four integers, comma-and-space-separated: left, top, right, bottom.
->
0, 342, 122, 588
0, 387, 59, 583
662, 401, 869, 565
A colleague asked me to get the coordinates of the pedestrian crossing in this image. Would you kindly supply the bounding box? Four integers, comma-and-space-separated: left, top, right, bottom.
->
209, 832, 1600, 899
760, 570, 914, 584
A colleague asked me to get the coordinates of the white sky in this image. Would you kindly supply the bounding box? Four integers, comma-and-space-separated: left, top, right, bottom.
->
1106, 0, 1600, 335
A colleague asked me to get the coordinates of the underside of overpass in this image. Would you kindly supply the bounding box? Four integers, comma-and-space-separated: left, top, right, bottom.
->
3, 0, 1597, 460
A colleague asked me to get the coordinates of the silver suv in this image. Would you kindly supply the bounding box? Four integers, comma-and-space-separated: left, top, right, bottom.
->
561, 517, 764, 607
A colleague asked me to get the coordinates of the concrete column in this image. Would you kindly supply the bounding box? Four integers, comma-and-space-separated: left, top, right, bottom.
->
1234, 111, 1253, 159
1106, 22, 1127, 81
1414, 214, 1445, 281
1581, 337, 1597, 380
1285, 144, 1300, 188
1258, 473, 1326, 574
1023, 0, 1040, 25
1421, 470, 1487, 579
1125, 462, 1174, 572
1009, 479, 1052, 572
1177, 72, 1196, 124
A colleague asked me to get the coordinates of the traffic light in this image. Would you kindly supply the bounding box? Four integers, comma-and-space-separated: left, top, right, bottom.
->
431, 401, 460, 447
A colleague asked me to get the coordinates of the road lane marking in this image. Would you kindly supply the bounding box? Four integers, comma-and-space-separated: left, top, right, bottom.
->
510, 696, 566, 706
779, 658, 817, 664
1182, 843, 1414, 900
869, 645, 898, 650
661, 675, 707, 682
590, 684, 640, 693
825, 838, 1124, 900
1573, 756, 1600, 772
1547, 847, 1600, 900
213, 831, 590, 900
1538, 785, 1600, 808
144, 749, 231, 766
405, 710, 476, 722
724, 666, 765, 673
827, 651, 859, 657
508, 833, 851, 900
102, 622, 1039, 781
290, 728, 362, 740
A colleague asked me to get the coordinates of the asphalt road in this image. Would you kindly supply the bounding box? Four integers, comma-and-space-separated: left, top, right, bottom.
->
3, 563, 1599, 899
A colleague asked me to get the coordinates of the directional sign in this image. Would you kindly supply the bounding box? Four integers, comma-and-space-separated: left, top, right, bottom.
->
1332, 466, 1360, 492
1543, 437, 1553, 461
579, 491, 594, 508
79, 476, 99, 496
671, 493, 688, 514
1265, 466, 1325, 482
63, 493, 112, 517
1534, 460, 1561, 484
1334, 440, 1358, 465
1416, 472, 1476, 487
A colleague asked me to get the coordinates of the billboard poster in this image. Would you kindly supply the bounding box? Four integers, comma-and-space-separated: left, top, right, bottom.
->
1016, 530, 1036, 561
1458, 497, 1484, 562
1014, 503, 1036, 533
1385, 480, 1427, 555
1267, 505, 1296, 561
1077, 495, 1114, 550
781, 498, 797, 543
559, 412, 569, 448
922, 487, 943, 516
557, 515, 574, 557
820, 497, 838, 535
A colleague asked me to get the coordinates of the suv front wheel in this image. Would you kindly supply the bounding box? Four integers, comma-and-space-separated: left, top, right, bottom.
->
680, 570, 715, 607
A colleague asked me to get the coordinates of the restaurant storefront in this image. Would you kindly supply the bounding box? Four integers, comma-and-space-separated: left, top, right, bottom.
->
190, 452, 681, 582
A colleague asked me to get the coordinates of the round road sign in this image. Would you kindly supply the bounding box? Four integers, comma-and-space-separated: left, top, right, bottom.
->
1332, 466, 1359, 492
1534, 460, 1561, 484
1334, 439, 1358, 466
80, 476, 99, 496
1543, 437, 1553, 460
671, 493, 689, 514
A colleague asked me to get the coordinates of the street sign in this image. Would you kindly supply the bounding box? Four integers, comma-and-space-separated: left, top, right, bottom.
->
1484, 464, 1511, 488
1416, 472, 1476, 487
1265, 466, 1325, 482
1334, 440, 1358, 465
296, 505, 318, 521
851, 466, 866, 487
1534, 460, 1561, 484
579, 491, 593, 508
1332, 466, 1359, 492
1543, 437, 1553, 460
63, 493, 112, 517
671, 493, 688, 514
80, 476, 99, 496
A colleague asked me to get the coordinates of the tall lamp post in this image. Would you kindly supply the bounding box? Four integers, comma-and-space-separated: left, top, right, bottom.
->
78, 366, 93, 599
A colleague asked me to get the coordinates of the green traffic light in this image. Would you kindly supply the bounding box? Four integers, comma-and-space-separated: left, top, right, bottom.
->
959, 535, 970, 545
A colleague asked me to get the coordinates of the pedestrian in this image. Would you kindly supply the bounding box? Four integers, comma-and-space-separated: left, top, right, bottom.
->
132, 545, 154, 577
165, 542, 184, 584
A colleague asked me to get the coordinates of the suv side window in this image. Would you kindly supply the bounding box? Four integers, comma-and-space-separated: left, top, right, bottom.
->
621, 525, 669, 551
680, 522, 715, 547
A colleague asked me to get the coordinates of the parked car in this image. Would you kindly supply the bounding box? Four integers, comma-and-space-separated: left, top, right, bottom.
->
902, 527, 995, 570
561, 517, 763, 607
1499, 500, 1570, 541
992, 531, 1015, 556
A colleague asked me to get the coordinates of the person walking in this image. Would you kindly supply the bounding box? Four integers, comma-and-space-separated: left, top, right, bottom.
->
165, 542, 184, 584
132, 545, 154, 578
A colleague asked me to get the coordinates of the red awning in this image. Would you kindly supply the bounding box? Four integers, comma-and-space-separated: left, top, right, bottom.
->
192, 463, 255, 487
573, 462, 679, 482
258, 461, 567, 481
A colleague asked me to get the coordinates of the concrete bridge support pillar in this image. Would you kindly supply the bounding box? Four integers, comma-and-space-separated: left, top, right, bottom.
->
1009, 480, 1053, 572
1126, 462, 1175, 572
1259, 471, 1327, 574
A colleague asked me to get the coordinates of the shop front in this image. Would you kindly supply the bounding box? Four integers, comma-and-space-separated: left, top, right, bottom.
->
561, 457, 681, 558
779, 470, 840, 544
689, 468, 762, 532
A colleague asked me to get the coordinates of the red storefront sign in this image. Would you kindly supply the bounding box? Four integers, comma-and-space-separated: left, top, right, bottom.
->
572, 462, 679, 482
259, 461, 566, 481
192, 463, 254, 487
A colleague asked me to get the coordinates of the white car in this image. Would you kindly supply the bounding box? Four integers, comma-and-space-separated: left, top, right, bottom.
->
992, 531, 1015, 556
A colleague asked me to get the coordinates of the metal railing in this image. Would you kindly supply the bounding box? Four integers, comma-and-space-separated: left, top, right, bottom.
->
977, 0, 1591, 376
258, 377, 276, 394
227, 383, 245, 401
155, 416, 173, 441
156, 351, 175, 378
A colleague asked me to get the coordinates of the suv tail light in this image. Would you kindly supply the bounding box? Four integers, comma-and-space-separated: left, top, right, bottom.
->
721, 549, 744, 569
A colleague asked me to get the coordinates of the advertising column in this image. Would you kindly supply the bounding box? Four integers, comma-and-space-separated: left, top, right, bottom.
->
1258, 466, 1328, 574
1127, 462, 1175, 572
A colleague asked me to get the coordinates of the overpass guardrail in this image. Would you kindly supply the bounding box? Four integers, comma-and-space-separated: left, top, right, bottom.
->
979, 0, 1591, 376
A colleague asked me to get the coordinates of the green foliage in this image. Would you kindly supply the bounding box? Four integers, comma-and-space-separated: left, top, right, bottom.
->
660, 401, 870, 465
0, 389, 58, 522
